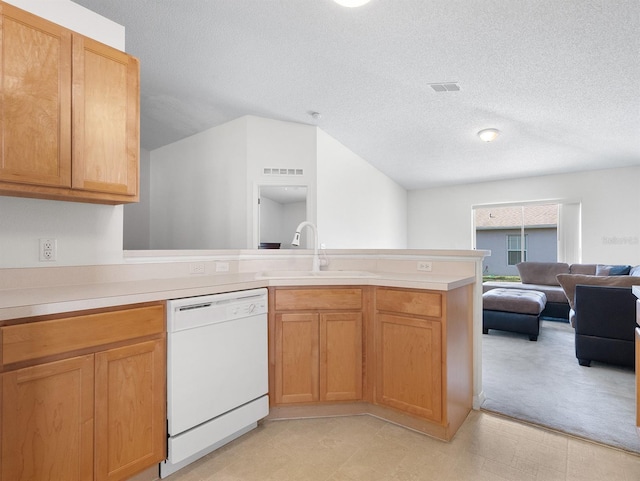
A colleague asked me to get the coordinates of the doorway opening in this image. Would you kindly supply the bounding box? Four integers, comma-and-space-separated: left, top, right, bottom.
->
256, 185, 308, 249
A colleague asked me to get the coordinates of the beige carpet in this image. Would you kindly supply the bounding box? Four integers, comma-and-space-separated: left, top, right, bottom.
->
481, 320, 640, 454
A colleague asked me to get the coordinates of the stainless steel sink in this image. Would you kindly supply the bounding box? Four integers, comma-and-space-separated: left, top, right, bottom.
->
255, 270, 378, 279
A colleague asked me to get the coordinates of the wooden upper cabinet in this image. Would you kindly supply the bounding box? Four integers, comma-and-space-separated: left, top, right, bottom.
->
72, 35, 139, 198
0, 1, 140, 204
0, 2, 72, 188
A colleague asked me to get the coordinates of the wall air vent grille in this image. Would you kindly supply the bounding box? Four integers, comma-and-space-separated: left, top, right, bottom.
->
263, 168, 304, 176
429, 82, 460, 92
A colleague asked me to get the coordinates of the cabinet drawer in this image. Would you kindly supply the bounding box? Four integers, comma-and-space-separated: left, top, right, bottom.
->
376, 288, 442, 319
2, 303, 164, 366
274, 288, 362, 311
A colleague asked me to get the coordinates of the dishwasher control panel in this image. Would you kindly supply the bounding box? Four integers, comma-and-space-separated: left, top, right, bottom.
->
167, 288, 268, 333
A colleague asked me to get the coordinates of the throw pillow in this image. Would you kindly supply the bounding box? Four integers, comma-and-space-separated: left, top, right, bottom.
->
629, 265, 640, 277
595, 264, 631, 276
556, 273, 640, 310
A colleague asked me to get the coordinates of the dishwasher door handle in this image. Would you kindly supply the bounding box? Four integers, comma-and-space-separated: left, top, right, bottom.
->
178, 303, 213, 311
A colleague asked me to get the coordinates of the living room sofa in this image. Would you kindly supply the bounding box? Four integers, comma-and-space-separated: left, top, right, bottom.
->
483, 262, 640, 367
556, 272, 640, 367
570, 285, 637, 367
482, 262, 598, 320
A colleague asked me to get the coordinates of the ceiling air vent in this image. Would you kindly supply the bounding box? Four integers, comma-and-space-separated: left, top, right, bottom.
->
429, 82, 460, 92
263, 168, 304, 176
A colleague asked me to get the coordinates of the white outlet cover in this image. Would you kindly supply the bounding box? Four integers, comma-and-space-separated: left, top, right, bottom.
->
39, 238, 57, 262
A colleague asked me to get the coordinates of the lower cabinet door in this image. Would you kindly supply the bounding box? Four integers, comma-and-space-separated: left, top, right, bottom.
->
275, 312, 320, 404
376, 313, 443, 422
1, 355, 95, 481
94, 338, 166, 481
320, 312, 362, 401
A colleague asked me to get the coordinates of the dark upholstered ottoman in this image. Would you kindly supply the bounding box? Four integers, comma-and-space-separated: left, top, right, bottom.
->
483, 288, 547, 341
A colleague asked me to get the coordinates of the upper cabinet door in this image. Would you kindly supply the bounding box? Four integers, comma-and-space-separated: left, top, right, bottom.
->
0, 3, 72, 187
72, 35, 139, 199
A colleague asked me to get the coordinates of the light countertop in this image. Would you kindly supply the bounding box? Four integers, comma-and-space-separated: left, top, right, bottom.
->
0, 271, 475, 322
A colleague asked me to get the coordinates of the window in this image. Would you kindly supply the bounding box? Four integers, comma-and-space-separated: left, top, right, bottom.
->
474, 202, 577, 277
507, 234, 527, 265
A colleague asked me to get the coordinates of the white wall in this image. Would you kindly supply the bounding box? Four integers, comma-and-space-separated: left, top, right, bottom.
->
149, 117, 248, 249
259, 198, 306, 249
123, 149, 151, 249
259, 196, 283, 245
0, 0, 126, 268
316, 129, 407, 248
282, 201, 307, 249
247, 116, 317, 249
148, 116, 318, 249
408, 166, 640, 265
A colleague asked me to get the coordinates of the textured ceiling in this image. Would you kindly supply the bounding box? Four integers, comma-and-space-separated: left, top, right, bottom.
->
72, 0, 640, 190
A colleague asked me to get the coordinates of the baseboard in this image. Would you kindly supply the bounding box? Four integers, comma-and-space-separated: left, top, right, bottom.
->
473, 390, 486, 409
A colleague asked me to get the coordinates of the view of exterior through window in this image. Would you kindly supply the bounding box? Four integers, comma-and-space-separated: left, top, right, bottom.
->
475, 204, 559, 277
507, 234, 527, 265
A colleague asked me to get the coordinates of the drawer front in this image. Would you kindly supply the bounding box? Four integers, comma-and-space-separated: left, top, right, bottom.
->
376, 288, 442, 319
2, 303, 165, 366
274, 288, 362, 311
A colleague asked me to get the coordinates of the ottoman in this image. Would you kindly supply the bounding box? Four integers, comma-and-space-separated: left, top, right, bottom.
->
483, 288, 547, 341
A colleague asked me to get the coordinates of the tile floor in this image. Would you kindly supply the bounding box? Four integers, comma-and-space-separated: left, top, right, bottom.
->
163, 411, 640, 481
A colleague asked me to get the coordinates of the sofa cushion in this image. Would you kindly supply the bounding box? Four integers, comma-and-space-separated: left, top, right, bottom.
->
516, 262, 569, 286
569, 264, 597, 275
595, 264, 631, 276
556, 273, 640, 310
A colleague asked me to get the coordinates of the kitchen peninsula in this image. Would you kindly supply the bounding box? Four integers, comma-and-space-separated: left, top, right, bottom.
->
0, 249, 487, 481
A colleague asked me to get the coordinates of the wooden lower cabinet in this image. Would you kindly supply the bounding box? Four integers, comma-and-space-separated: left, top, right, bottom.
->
95, 339, 166, 481
376, 313, 442, 422
374, 286, 473, 439
274, 312, 319, 403
320, 312, 363, 402
2, 355, 95, 481
271, 287, 364, 405
268, 284, 473, 441
0, 303, 166, 481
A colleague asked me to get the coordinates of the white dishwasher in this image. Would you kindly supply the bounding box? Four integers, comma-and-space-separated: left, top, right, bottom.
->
160, 288, 269, 478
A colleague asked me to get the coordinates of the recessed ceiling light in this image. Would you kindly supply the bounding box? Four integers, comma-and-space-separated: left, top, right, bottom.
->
478, 128, 500, 142
333, 0, 372, 7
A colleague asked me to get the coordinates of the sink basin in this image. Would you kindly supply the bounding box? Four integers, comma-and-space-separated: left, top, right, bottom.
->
256, 270, 378, 279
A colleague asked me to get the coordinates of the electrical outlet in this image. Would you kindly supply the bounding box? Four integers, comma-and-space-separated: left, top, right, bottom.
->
39, 238, 57, 262
189, 262, 205, 274
417, 261, 432, 272
215, 262, 229, 272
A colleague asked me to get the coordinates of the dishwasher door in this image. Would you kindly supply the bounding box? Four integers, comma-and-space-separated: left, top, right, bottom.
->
166, 289, 268, 436
168, 311, 268, 435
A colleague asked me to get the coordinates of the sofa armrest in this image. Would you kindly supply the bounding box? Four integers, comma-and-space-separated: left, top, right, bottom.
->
574, 285, 636, 341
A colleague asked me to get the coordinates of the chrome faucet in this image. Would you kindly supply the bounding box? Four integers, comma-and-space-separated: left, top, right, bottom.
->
291, 221, 320, 272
